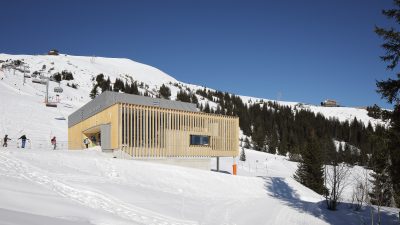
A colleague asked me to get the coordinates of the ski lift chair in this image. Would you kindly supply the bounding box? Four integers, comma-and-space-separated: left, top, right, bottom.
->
54, 86, 63, 93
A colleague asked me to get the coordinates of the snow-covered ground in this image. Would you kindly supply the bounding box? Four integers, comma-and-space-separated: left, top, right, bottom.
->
0, 148, 398, 225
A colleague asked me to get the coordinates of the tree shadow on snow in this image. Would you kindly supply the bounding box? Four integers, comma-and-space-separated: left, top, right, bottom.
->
263, 177, 399, 225
210, 169, 231, 174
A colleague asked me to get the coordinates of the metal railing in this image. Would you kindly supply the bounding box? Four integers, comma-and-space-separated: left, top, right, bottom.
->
237, 160, 268, 176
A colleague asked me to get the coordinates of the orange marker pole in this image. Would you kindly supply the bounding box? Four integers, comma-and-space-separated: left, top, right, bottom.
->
232, 156, 237, 175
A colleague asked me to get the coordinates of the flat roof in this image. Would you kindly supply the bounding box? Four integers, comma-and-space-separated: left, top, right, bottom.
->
68, 91, 198, 127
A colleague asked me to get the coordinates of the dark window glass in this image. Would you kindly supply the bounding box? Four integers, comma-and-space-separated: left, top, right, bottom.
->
190, 135, 210, 146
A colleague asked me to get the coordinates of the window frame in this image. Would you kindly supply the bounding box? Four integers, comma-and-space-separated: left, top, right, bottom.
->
189, 135, 210, 146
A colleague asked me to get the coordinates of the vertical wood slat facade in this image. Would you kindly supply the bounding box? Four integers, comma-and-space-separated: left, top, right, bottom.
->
68, 95, 239, 158
119, 103, 239, 158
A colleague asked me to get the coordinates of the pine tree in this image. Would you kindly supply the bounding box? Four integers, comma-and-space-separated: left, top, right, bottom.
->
204, 102, 210, 113
266, 129, 278, 154
215, 105, 222, 114
343, 143, 354, 166
61, 70, 74, 80
278, 134, 288, 156
252, 115, 266, 151
53, 73, 62, 82
90, 85, 98, 99
322, 138, 337, 165
101, 77, 111, 92
196, 88, 207, 98
176, 90, 191, 102
366, 104, 382, 119
369, 131, 394, 207
190, 93, 198, 104
96, 73, 105, 84
130, 82, 139, 95
198, 103, 203, 111
369, 165, 393, 207
124, 81, 131, 94
113, 78, 125, 92
338, 143, 344, 162
375, 0, 400, 206
243, 137, 251, 149
294, 130, 326, 195
159, 84, 171, 99
240, 147, 246, 161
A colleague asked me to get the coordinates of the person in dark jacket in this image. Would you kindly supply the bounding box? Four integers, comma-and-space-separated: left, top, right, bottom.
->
18, 135, 29, 148
3, 135, 11, 147
83, 138, 90, 148
51, 136, 56, 150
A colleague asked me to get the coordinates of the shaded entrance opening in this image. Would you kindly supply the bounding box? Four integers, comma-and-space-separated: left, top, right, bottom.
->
83, 124, 111, 151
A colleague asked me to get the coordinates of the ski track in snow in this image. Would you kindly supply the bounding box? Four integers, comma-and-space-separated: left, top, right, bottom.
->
0, 152, 198, 225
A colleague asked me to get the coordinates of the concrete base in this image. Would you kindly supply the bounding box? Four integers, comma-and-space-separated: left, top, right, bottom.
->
111, 149, 212, 170
136, 158, 211, 171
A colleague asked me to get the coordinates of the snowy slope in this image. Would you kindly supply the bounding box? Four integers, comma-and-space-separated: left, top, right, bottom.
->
0, 148, 398, 225
0, 53, 385, 146
0, 52, 397, 224
0, 53, 177, 88
0, 53, 178, 146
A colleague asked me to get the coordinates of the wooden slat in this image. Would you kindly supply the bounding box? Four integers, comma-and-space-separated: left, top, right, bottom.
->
119, 104, 122, 149
155, 109, 158, 157
145, 107, 149, 157
163, 110, 166, 157
129, 105, 132, 156
149, 107, 152, 157
139, 106, 142, 157
133, 106, 136, 157
123, 104, 126, 149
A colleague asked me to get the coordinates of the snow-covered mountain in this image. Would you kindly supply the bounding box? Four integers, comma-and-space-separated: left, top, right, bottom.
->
0, 53, 385, 145
0, 53, 397, 225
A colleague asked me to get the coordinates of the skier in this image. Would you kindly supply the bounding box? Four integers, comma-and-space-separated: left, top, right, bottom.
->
83, 138, 90, 149
51, 136, 56, 150
18, 135, 29, 149
3, 135, 11, 147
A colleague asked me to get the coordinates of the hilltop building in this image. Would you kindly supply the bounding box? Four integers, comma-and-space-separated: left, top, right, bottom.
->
48, 49, 59, 56
321, 99, 339, 107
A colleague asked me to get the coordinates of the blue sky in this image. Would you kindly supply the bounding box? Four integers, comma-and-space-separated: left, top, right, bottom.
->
0, 0, 397, 108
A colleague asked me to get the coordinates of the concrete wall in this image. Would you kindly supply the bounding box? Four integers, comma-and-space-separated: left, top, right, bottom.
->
137, 158, 212, 171
111, 150, 212, 170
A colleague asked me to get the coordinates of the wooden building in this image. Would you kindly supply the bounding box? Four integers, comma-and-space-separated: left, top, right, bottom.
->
68, 91, 239, 158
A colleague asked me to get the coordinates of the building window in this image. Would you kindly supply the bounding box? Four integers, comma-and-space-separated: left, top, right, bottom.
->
190, 135, 210, 146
